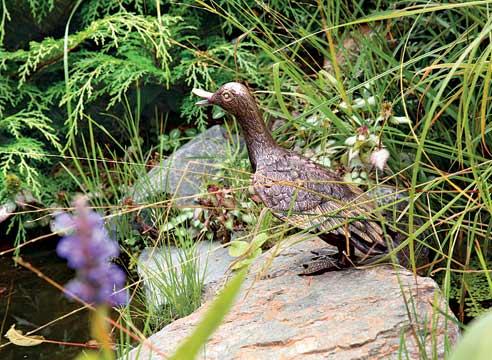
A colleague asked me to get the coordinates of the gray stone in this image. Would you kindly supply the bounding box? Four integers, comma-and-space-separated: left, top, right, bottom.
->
0, 201, 16, 224
369, 184, 409, 214
132, 125, 237, 206
126, 237, 459, 360
137, 241, 235, 308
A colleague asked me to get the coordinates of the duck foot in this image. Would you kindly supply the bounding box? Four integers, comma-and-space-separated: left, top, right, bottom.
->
300, 257, 340, 275
299, 253, 353, 275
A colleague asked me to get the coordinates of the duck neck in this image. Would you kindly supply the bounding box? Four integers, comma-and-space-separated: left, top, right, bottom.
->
236, 106, 277, 170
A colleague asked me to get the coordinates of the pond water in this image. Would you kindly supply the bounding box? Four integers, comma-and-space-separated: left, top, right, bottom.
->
0, 249, 91, 360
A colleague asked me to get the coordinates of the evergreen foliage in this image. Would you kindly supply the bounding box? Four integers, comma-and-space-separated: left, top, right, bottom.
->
0, 0, 278, 198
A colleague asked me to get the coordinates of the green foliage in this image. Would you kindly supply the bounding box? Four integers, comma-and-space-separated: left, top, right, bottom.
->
0, 110, 61, 197
159, 128, 195, 152
79, 0, 149, 27
2, 174, 21, 196
0, 0, 274, 200
228, 232, 267, 270
26, 0, 55, 23
450, 310, 492, 360
168, 267, 247, 360
449, 259, 492, 318
137, 233, 205, 331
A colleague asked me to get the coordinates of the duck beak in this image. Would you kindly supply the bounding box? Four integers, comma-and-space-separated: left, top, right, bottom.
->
192, 88, 214, 106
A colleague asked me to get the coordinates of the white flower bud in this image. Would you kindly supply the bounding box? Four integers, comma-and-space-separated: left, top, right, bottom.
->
345, 135, 357, 146
370, 148, 390, 171
352, 96, 376, 109
389, 116, 411, 125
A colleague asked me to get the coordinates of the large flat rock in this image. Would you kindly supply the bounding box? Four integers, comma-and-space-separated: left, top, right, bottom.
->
127, 238, 459, 359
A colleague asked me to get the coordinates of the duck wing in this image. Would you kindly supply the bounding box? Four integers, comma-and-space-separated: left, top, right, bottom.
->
253, 151, 386, 254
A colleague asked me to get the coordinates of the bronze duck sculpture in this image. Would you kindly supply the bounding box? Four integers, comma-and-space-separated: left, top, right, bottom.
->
193, 82, 387, 272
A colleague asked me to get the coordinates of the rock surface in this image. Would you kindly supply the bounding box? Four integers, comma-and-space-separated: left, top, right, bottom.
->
132, 125, 237, 206
0, 201, 16, 224
127, 237, 459, 360
138, 241, 235, 307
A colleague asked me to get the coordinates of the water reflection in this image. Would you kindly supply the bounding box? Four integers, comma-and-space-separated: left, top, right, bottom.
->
0, 250, 91, 360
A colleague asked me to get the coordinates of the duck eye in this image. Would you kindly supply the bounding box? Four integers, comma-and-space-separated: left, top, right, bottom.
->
222, 92, 232, 101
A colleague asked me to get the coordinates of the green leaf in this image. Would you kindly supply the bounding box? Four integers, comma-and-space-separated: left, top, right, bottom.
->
224, 218, 234, 231
212, 107, 225, 119
228, 240, 249, 257
449, 311, 492, 360
231, 257, 254, 271
75, 352, 102, 360
241, 213, 255, 224
169, 128, 181, 139
185, 128, 197, 137
251, 233, 268, 249
252, 247, 262, 258
169, 268, 248, 360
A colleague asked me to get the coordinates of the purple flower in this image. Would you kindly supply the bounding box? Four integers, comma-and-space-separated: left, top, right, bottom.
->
55, 196, 128, 307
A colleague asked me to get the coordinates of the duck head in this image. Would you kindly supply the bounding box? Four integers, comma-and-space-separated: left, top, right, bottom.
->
192, 82, 257, 118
